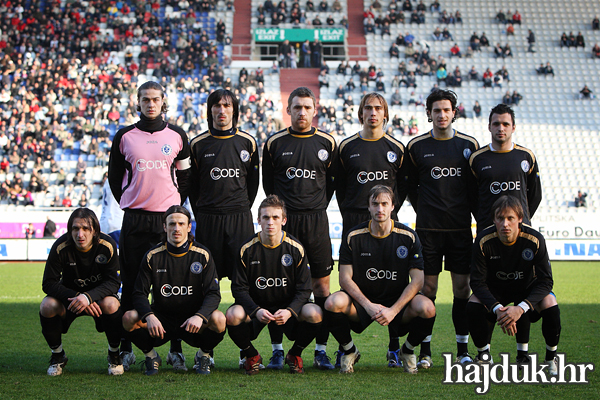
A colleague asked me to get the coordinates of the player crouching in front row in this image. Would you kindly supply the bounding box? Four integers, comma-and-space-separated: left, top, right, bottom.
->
467, 196, 561, 375
227, 195, 323, 375
40, 208, 124, 376
122, 206, 226, 375
326, 185, 436, 374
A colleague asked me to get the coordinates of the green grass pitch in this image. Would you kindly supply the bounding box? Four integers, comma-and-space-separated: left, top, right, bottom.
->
0, 261, 598, 399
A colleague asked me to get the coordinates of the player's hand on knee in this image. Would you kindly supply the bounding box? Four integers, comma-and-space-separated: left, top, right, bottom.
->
502, 321, 517, 336
373, 307, 396, 326
181, 315, 204, 333
146, 314, 166, 339
496, 305, 523, 329
83, 302, 103, 317
273, 309, 292, 325
67, 294, 91, 314
366, 302, 384, 319
256, 308, 275, 324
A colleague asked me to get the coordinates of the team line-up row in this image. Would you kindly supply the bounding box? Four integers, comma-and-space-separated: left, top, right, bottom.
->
40, 85, 558, 377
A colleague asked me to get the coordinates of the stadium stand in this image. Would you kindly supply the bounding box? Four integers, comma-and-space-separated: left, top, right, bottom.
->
0, 0, 599, 233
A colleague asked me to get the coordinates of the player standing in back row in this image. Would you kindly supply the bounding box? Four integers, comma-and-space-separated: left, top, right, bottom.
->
336, 92, 408, 367
406, 89, 479, 368
469, 104, 542, 232
262, 87, 338, 370
108, 81, 191, 371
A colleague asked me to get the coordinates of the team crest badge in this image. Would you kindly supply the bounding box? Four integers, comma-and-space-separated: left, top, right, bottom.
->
387, 151, 397, 163
522, 248, 534, 261
161, 144, 172, 156
240, 150, 250, 162
318, 149, 329, 161
281, 254, 293, 267
396, 246, 408, 259
521, 160, 530, 172
463, 148, 472, 159
95, 254, 108, 264
190, 262, 204, 274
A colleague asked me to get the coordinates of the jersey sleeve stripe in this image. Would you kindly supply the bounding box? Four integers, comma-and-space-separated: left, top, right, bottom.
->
98, 238, 115, 258
514, 144, 537, 167
283, 236, 305, 259
56, 241, 70, 254
384, 134, 406, 150
391, 226, 416, 241
146, 244, 167, 265
347, 227, 370, 246
338, 133, 360, 153
315, 130, 337, 151
266, 129, 290, 151
190, 245, 211, 260
518, 232, 540, 248
190, 131, 211, 147
237, 130, 258, 153
478, 232, 499, 252
239, 235, 261, 263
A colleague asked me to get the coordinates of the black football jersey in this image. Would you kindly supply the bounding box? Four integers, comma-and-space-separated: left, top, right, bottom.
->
470, 144, 542, 229
132, 241, 221, 322
407, 130, 479, 230
189, 128, 259, 214
42, 233, 120, 304
339, 220, 424, 306
262, 127, 337, 212
337, 133, 407, 213
232, 233, 311, 318
471, 224, 553, 311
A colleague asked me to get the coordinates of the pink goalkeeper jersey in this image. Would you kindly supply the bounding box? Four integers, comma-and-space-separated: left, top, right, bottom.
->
118, 125, 186, 212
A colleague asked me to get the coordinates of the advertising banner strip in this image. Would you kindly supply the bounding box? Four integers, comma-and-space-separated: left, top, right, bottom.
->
254, 28, 345, 42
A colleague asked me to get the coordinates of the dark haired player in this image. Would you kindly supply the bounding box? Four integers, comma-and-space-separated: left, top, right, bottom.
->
336, 92, 408, 367
227, 195, 323, 375
467, 196, 560, 375
469, 104, 542, 232
109, 81, 191, 370
189, 88, 259, 368
189, 88, 259, 280
325, 185, 436, 374
122, 206, 225, 375
406, 89, 479, 368
262, 87, 337, 370
40, 208, 123, 376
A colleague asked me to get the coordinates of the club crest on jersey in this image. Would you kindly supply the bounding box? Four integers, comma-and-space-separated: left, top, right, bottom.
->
161, 144, 172, 156
190, 262, 204, 274
318, 149, 329, 161
521, 160, 530, 172
387, 151, 397, 163
240, 150, 250, 162
396, 246, 408, 259
95, 254, 108, 264
281, 254, 293, 267
463, 148, 472, 159
522, 248, 534, 261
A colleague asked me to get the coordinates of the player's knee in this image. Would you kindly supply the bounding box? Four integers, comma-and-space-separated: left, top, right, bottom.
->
417, 296, 436, 318
301, 303, 323, 323
98, 296, 120, 314
122, 310, 140, 331
225, 305, 246, 326
40, 296, 62, 317
538, 293, 558, 311
324, 291, 348, 313
209, 310, 226, 332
